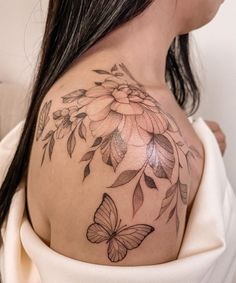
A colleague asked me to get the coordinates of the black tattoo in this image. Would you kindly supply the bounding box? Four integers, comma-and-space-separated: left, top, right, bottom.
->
36, 63, 202, 234
86, 193, 154, 263
36, 100, 52, 141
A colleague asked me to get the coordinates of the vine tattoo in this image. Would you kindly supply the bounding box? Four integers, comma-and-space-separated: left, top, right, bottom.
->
86, 193, 154, 262
36, 63, 201, 235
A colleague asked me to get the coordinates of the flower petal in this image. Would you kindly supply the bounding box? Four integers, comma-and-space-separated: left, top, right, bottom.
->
86, 96, 114, 121
77, 96, 94, 107
69, 106, 79, 113
111, 101, 143, 115
102, 79, 119, 90
146, 110, 168, 134
146, 105, 160, 113
111, 102, 133, 115
127, 116, 146, 146
129, 96, 143, 103
115, 96, 130, 104
134, 116, 152, 144
112, 89, 128, 101
89, 111, 122, 137
118, 116, 133, 144
136, 126, 152, 144
118, 115, 151, 146
129, 102, 144, 115
142, 99, 156, 107
136, 111, 154, 133
86, 86, 112, 98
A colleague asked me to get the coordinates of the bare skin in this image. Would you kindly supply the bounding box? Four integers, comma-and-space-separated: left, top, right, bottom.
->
27, 0, 224, 265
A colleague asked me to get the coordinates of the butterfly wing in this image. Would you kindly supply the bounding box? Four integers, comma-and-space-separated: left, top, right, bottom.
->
94, 193, 118, 233
107, 224, 154, 262
87, 223, 110, 243
108, 238, 128, 262
115, 224, 154, 250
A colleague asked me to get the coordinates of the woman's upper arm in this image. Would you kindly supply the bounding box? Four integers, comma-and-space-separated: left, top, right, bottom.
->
28, 68, 199, 265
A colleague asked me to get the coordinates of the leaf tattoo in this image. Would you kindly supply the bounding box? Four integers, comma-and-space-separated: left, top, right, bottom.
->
144, 173, 158, 189
41, 130, 55, 165
36, 100, 52, 141
155, 179, 189, 234
62, 89, 86, 104
157, 183, 177, 220
108, 170, 139, 188
100, 129, 127, 172
67, 129, 76, 157
147, 134, 175, 181
86, 193, 154, 263
36, 63, 202, 234
132, 181, 144, 217
80, 150, 95, 180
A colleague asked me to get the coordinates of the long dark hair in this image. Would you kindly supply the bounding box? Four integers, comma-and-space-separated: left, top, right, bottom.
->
0, 0, 200, 230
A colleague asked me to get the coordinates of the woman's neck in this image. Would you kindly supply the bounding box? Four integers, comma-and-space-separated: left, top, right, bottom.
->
82, 0, 179, 90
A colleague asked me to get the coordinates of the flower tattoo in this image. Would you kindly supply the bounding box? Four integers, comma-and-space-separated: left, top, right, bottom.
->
36, 63, 201, 235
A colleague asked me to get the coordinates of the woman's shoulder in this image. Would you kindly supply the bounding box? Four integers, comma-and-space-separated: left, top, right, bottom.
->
27, 61, 204, 265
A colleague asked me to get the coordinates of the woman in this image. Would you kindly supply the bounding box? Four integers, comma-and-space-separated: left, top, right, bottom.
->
1, 0, 235, 282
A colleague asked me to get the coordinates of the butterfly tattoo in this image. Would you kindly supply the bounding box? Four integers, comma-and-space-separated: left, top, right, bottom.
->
86, 193, 155, 263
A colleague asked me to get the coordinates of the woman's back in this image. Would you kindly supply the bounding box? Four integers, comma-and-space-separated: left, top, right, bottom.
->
27, 51, 204, 265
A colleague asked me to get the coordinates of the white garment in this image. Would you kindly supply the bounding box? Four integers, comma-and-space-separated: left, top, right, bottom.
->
0, 117, 236, 283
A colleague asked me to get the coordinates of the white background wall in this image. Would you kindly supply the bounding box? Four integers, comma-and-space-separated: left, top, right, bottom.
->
193, 0, 236, 189
0, 0, 47, 87
0, 0, 235, 188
